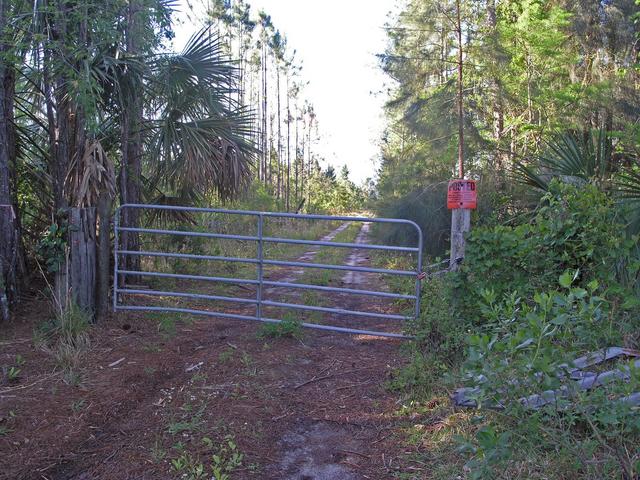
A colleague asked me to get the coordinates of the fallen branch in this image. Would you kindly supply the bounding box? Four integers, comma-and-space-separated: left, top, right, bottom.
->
293, 373, 334, 390
340, 449, 371, 459
108, 357, 125, 368
0, 372, 61, 393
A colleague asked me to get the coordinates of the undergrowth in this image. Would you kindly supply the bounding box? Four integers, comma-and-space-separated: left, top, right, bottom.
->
35, 299, 92, 385
383, 182, 640, 479
257, 312, 303, 339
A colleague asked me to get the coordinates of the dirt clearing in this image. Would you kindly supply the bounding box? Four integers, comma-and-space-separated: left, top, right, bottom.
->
0, 223, 418, 480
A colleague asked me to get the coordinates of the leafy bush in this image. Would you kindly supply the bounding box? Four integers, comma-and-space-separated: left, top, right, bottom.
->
396, 180, 640, 478
453, 181, 634, 323
458, 274, 640, 479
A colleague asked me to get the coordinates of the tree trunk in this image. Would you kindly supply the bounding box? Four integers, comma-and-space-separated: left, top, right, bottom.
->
276, 64, 282, 201
262, 44, 268, 184
449, 208, 470, 270
69, 207, 97, 317
450, 0, 470, 271
118, 0, 142, 283
286, 74, 291, 211
0, 0, 19, 321
455, 0, 464, 179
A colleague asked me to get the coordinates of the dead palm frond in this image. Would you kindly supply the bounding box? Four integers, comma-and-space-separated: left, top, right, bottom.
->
66, 140, 116, 208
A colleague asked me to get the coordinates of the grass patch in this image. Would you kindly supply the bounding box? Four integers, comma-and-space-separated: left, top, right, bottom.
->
257, 313, 303, 339
36, 300, 92, 385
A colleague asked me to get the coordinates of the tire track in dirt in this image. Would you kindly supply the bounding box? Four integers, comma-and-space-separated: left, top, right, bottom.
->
265, 222, 406, 480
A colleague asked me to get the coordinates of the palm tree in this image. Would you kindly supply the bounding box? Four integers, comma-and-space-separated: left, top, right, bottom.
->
6, 0, 257, 314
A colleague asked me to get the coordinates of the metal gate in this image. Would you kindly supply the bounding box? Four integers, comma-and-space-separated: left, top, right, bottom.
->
113, 204, 423, 338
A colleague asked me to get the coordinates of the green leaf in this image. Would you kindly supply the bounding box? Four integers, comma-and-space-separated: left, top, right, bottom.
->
559, 271, 573, 289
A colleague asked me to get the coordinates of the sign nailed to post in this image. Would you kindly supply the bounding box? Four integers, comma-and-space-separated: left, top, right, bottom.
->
447, 179, 477, 209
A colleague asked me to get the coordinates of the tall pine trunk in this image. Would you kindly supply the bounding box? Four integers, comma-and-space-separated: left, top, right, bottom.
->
294, 104, 299, 205
0, 0, 19, 321
262, 44, 268, 184
285, 74, 291, 211
118, 0, 142, 283
276, 64, 281, 201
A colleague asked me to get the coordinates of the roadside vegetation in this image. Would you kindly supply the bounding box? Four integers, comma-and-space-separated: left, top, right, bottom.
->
375, 1, 640, 478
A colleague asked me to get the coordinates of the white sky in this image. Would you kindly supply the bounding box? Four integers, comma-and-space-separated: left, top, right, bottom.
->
173, 0, 392, 183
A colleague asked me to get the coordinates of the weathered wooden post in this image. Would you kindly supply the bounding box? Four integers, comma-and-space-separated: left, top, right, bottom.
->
70, 207, 97, 317
96, 193, 112, 320
448, 180, 476, 270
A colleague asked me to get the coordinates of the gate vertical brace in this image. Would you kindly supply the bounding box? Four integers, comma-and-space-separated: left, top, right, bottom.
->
112, 208, 120, 311
414, 231, 423, 321
256, 213, 264, 320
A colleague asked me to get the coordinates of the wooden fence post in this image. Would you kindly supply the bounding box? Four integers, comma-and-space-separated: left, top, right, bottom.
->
449, 207, 471, 271
97, 194, 112, 320
70, 207, 97, 318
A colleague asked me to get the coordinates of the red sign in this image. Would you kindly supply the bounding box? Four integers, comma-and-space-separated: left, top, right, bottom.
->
447, 179, 477, 209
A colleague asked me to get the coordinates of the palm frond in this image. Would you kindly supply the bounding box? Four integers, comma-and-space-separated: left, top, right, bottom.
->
146, 27, 258, 203
512, 129, 613, 191
616, 167, 640, 202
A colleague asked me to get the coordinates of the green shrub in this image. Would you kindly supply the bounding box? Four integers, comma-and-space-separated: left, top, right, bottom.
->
453, 181, 633, 324
458, 274, 640, 479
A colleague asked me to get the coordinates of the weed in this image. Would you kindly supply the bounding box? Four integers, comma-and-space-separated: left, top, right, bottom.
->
166, 406, 205, 435
309, 270, 331, 286
14, 355, 25, 367
0, 425, 13, 436
4, 366, 21, 382
51, 334, 90, 384
191, 372, 208, 383
167, 434, 245, 480
171, 452, 206, 479
37, 300, 91, 385
239, 351, 257, 376
71, 399, 86, 413
142, 343, 162, 353
156, 312, 178, 337
150, 437, 167, 464
257, 313, 303, 340
210, 435, 244, 480
217, 348, 234, 364
57, 301, 91, 338
301, 290, 322, 306
144, 366, 156, 375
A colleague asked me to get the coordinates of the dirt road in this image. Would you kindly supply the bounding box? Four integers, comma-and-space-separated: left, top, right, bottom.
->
0, 223, 413, 480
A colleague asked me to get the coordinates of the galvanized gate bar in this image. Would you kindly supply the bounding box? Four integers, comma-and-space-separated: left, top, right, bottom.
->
115, 305, 410, 339
118, 250, 260, 264
113, 204, 423, 338
117, 269, 261, 285
117, 250, 414, 276
262, 259, 416, 276
117, 227, 416, 253
260, 236, 419, 252
260, 279, 416, 300
117, 226, 260, 242
261, 300, 409, 320
116, 288, 258, 305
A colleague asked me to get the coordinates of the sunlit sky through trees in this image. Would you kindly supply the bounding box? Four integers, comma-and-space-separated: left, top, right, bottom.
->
174, 0, 391, 184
